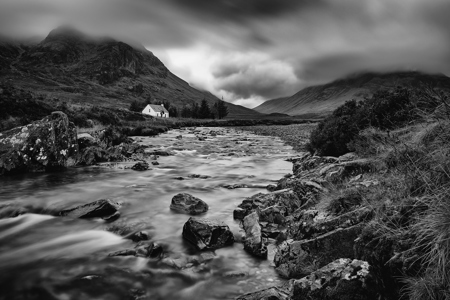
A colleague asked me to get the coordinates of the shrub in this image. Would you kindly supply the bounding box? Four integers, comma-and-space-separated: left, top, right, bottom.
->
308, 88, 415, 156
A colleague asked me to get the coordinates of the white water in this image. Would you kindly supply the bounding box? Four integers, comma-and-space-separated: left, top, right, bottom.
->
0, 127, 298, 300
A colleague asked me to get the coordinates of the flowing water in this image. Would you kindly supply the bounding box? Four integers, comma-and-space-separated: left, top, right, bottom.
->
0, 127, 298, 300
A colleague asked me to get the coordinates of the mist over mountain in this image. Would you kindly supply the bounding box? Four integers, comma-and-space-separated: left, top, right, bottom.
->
254, 71, 450, 117
0, 26, 260, 118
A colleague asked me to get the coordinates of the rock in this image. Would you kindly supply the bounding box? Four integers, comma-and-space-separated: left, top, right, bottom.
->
338, 152, 359, 162
274, 224, 364, 278
233, 207, 247, 220
266, 184, 277, 192
175, 135, 182, 139
170, 193, 209, 215
242, 212, 267, 258
236, 286, 291, 300
148, 150, 172, 156
60, 199, 120, 219
108, 249, 137, 257
125, 231, 151, 242
291, 258, 375, 300
102, 211, 120, 222
188, 174, 210, 179
0, 111, 78, 175
77, 133, 97, 151
198, 137, 206, 141
131, 161, 149, 171
151, 161, 159, 165
288, 207, 373, 241
182, 217, 234, 250
135, 241, 163, 258
293, 156, 339, 176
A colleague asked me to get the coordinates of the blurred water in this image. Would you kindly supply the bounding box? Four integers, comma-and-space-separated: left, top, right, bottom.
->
0, 127, 297, 300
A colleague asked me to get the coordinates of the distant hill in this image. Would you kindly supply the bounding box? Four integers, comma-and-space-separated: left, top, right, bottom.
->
0, 26, 260, 119
254, 71, 450, 117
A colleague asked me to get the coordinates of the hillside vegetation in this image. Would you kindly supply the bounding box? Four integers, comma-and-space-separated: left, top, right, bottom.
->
0, 26, 260, 119
254, 71, 450, 117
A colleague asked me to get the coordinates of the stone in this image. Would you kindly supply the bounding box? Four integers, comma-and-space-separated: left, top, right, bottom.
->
148, 150, 172, 156
0, 111, 78, 175
182, 217, 234, 250
274, 224, 364, 278
242, 212, 267, 258
126, 231, 151, 242
60, 199, 120, 219
236, 286, 291, 300
175, 135, 182, 139
131, 161, 149, 171
291, 258, 375, 300
77, 133, 97, 151
151, 161, 159, 165
170, 193, 209, 215
135, 242, 163, 258
233, 207, 247, 220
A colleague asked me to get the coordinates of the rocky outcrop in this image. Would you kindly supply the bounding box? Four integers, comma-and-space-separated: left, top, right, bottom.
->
60, 199, 120, 219
236, 286, 291, 300
182, 217, 234, 250
234, 190, 303, 221
170, 193, 209, 215
0, 111, 78, 175
290, 258, 375, 300
274, 224, 364, 278
242, 212, 267, 258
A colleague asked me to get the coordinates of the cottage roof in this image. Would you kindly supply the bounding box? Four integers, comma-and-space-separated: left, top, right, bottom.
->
147, 104, 169, 114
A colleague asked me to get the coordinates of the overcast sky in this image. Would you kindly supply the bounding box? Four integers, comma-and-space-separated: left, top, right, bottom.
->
1, 0, 450, 108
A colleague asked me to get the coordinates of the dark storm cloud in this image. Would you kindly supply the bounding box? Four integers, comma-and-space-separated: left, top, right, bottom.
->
1, 0, 450, 106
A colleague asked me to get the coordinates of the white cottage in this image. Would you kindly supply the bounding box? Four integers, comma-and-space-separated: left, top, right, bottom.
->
142, 104, 169, 118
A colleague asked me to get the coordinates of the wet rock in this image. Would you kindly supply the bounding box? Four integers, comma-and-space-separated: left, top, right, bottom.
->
242, 212, 267, 258
291, 258, 375, 300
233, 207, 247, 220
148, 150, 172, 156
266, 184, 277, 192
102, 211, 121, 222
293, 155, 339, 176
182, 217, 234, 250
0, 111, 78, 175
170, 193, 209, 215
198, 136, 206, 141
319, 159, 377, 183
131, 161, 149, 171
126, 231, 151, 242
188, 174, 210, 179
108, 249, 137, 257
151, 161, 159, 165
274, 224, 364, 278
175, 135, 182, 139
236, 286, 291, 300
60, 199, 120, 219
135, 241, 163, 258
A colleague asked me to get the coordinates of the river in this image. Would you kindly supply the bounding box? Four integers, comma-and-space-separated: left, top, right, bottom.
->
0, 127, 298, 300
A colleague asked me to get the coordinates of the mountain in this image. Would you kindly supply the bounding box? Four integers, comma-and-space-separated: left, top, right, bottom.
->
0, 26, 260, 118
254, 71, 450, 117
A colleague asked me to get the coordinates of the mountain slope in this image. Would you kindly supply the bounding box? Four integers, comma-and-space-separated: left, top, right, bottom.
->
254, 72, 450, 116
0, 26, 259, 118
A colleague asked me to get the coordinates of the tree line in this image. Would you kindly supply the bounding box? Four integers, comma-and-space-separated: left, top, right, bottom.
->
129, 98, 229, 119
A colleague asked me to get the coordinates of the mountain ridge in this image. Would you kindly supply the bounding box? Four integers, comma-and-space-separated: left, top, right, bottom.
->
254, 71, 450, 116
0, 26, 260, 118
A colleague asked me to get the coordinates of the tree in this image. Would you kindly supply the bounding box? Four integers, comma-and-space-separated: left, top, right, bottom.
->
198, 99, 212, 119
129, 100, 142, 112
214, 100, 229, 119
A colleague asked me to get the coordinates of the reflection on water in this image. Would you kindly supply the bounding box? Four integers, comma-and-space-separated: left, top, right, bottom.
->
0, 127, 297, 300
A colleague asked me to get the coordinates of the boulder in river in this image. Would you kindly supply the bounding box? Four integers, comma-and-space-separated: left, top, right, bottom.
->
131, 161, 149, 171
170, 193, 209, 215
60, 199, 120, 219
0, 111, 78, 175
242, 212, 267, 258
182, 217, 234, 250
236, 286, 291, 300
